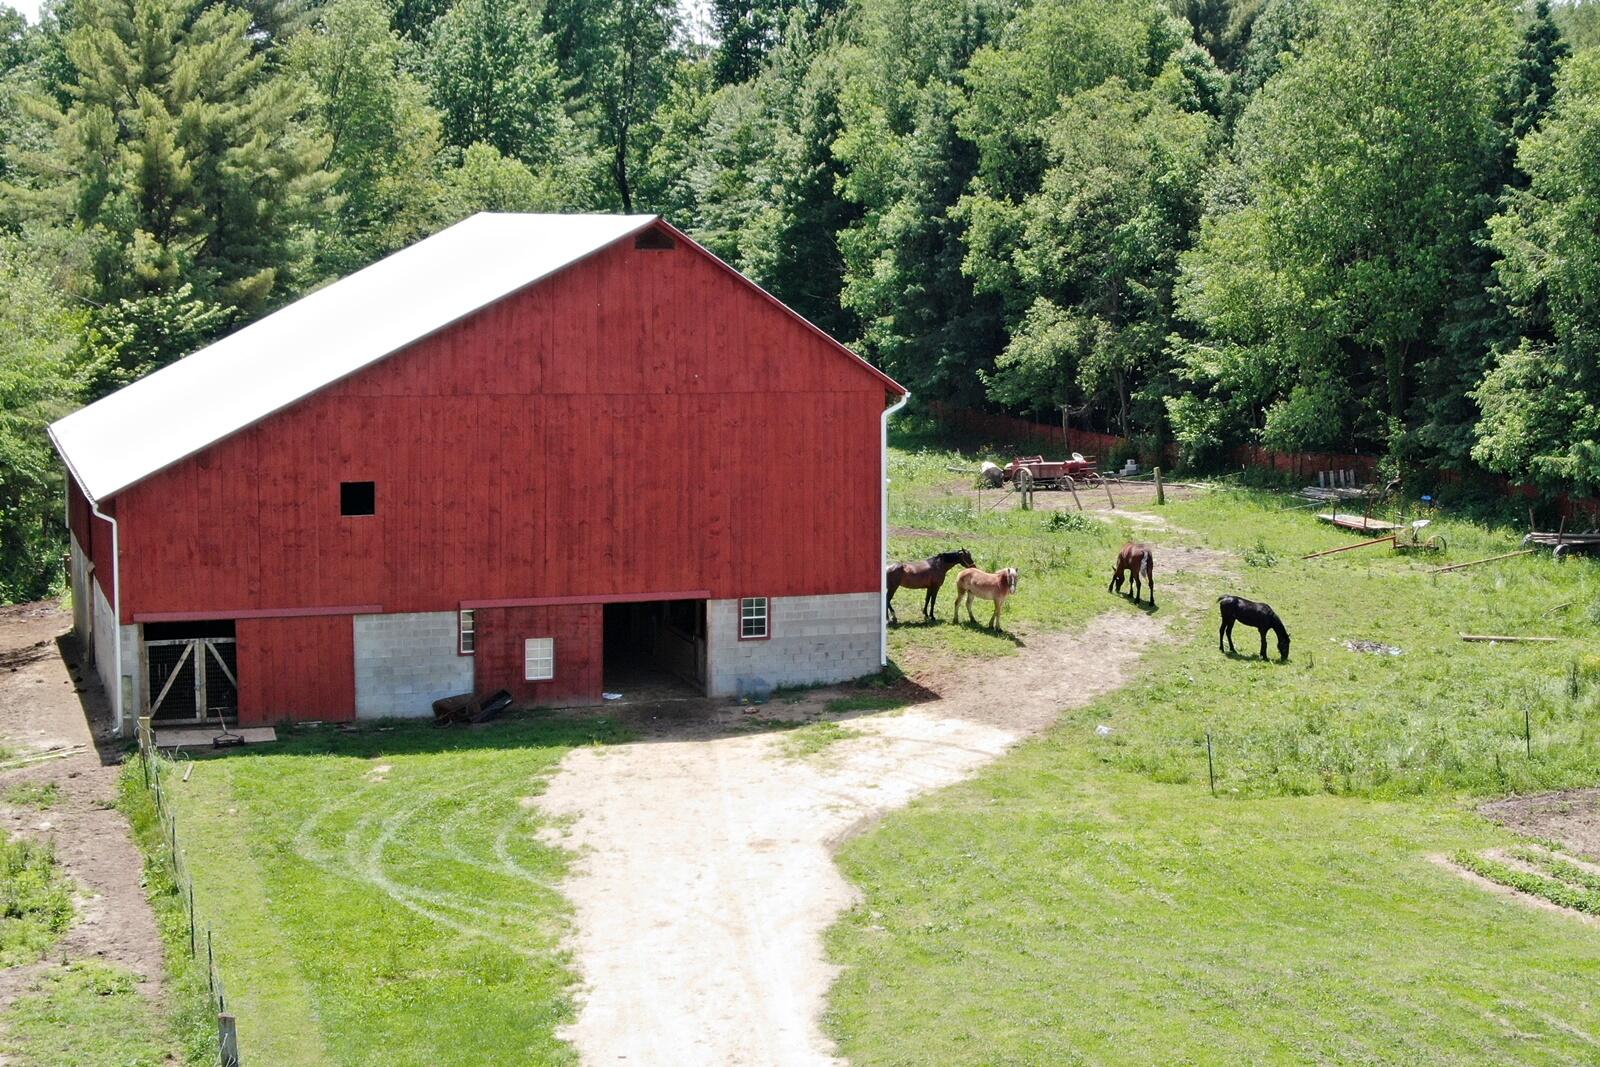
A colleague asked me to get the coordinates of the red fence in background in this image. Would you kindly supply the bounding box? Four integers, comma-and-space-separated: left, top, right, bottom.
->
923, 401, 1379, 478
921, 401, 1599, 522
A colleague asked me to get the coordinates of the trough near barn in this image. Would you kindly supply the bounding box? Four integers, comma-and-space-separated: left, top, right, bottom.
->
49, 214, 908, 735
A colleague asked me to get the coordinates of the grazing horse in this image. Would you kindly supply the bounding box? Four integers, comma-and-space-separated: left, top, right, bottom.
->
952, 566, 1019, 631
886, 548, 975, 623
1218, 595, 1291, 662
1109, 542, 1155, 606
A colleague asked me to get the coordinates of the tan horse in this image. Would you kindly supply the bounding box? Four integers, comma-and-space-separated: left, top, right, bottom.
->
1109, 542, 1155, 606
951, 566, 1018, 631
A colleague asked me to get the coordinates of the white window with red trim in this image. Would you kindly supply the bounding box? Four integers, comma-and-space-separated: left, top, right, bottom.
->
458, 609, 475, 654
524, 638, 554, 681
739, 597, 770, 640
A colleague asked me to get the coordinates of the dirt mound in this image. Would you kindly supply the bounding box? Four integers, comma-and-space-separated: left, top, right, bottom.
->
1479, 789, 1600, 862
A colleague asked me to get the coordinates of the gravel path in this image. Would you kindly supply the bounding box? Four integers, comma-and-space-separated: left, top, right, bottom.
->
541, 609, 1166, 1066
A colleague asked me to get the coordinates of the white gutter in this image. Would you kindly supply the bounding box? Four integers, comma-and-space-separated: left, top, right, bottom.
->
880, 391, 911, 666
87, 498, 125, 737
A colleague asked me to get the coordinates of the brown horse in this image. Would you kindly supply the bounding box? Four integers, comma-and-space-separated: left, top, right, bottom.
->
952, 566, 1018, 631
886, 548, 974, 623
1109, 542, 1155, 606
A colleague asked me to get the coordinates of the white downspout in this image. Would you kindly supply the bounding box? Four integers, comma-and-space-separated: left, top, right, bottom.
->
88, 499, 124, 737
880, 391, 911, 667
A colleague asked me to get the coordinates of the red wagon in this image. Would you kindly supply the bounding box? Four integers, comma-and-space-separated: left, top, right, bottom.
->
1002, 454, 1102, 490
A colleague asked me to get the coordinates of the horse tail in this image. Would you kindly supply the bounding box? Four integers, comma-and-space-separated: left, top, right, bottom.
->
1143, 551, 1153, 579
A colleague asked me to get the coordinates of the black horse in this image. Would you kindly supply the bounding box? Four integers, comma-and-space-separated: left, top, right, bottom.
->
886, 548, 975, 623
1218, 595, 1290, 662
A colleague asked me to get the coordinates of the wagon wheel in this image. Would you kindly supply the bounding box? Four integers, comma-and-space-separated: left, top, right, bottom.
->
1429, 535, 1446, 553
1554, 542, 1570, 561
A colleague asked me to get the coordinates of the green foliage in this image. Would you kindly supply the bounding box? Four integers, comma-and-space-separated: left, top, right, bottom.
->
6, 0, 336, 364
427, 0, 571, 166
80, 285, 233, 401
0, 961, 179, 1066
1477, 48, 1600, 493
0, 236, 83, 603
2, 782, 61, 810
0, 833, 73, 968
1180, 0, 1517, 457
1043, 509, 1094, 533
286, 0, 449, 277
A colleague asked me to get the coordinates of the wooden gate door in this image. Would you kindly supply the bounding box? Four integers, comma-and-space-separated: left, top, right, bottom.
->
146, 638, 239, 722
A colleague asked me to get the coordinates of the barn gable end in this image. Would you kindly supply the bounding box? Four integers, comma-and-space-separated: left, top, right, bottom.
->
52, 214, 906, 731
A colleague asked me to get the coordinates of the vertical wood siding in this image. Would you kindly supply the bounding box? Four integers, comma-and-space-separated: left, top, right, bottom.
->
473, 605, 602, 706
109, 228, 890, 624
235, 615, 355, 726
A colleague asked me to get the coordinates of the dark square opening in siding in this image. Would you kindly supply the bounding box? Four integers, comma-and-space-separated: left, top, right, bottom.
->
634, 229, 676, 250
340, 481, 375, 516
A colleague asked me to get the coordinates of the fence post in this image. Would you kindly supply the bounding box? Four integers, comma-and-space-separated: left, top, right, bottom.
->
218, 1012, 240, 1067
189, 883, 196, 956
1206, 732, 1216, 797
1154, 467, 1165, 506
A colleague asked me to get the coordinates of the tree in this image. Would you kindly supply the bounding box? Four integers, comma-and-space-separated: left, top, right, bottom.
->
1509, 0, 1569, 141
287, 0, 448, 278
546, 0, 678, 210
980, 78, 1216, 437
1177, 0, 1515, 459
1476, 49, 1600, 492
428, 0, 573, 167
832, 0, 1007, 401
0, 235, 84, 601
8, 0, 336, 329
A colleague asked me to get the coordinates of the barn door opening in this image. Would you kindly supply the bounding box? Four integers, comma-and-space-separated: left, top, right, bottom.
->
144, 620, 238, 723
602, 600, 705, 698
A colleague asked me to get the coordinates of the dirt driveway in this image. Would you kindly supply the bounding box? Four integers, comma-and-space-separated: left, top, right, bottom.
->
541, 609, 1166, 1066
0, 603, 167, 1008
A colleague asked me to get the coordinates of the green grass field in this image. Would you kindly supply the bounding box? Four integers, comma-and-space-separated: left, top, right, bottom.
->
139, 431, 1600, 1064
150, 715, 626, 1067
823, 437, 1600, 1065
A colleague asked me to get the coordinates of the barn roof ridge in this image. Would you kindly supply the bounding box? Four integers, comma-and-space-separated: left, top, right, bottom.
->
53, 212, 851, 503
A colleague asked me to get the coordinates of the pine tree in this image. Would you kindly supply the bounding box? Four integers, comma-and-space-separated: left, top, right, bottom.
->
9, 0, 336, 319
1510, 0, 1569, 140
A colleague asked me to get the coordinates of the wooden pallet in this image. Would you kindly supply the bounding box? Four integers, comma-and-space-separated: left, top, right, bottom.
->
1316, 513, 1400, 533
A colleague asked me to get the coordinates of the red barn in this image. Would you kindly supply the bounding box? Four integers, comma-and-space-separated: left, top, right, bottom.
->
49, 215, 908, 735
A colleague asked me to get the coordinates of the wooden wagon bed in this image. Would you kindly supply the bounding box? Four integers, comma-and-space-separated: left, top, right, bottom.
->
1317, 513, 1401, 533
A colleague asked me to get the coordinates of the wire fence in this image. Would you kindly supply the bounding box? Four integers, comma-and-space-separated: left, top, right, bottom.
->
137, 717, 242, 1067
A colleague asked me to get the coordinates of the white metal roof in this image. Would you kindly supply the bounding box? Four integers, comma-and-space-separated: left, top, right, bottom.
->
50, 212, 658, 503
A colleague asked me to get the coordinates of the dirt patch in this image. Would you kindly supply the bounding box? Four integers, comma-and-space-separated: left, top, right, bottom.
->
1479, 789, 1600, 862
0, 603, 167, 1010
541, 609, 1167, 1067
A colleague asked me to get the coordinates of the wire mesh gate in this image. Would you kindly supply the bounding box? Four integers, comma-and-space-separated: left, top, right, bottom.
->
146, 638, 238, 722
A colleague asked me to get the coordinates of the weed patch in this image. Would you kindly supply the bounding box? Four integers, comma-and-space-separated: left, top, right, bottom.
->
3, 782, 61, 810
0, 834, 73, 967
0, 962, 175, 1067
778, 722, 861, 760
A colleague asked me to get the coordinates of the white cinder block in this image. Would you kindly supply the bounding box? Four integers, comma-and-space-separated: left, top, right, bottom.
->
704, 592, 880, 697
354, 611, 473, 718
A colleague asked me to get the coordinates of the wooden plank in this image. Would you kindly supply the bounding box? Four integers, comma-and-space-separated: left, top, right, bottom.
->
1460, 634, 1562, 643
1433, 549, 1536, 574
1302, 535, 1395, 559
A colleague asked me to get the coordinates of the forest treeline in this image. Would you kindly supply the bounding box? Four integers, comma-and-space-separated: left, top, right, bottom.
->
3, 0, 1600, 600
